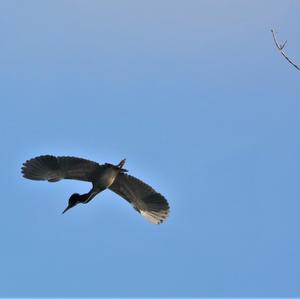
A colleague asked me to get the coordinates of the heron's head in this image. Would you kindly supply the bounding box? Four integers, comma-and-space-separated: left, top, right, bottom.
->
62, 193, 81, 214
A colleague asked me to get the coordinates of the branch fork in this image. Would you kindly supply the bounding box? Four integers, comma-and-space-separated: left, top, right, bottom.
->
271, 29, 300, 71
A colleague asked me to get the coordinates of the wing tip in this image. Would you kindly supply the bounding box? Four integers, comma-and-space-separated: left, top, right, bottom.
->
140, 209, 170, 224
21, 155, 58, 181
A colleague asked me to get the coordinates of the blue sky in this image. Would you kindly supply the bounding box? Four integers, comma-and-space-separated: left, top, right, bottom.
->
0, 0, 300, 296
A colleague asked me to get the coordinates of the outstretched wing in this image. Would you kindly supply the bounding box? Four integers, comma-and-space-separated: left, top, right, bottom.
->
22, 155, 101, 182
109, 173, 169, 224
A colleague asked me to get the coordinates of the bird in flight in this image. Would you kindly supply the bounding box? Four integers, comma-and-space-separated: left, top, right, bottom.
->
21, 155, 169, 224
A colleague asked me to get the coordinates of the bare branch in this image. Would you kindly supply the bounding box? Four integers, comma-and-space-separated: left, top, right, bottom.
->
271, 29, 300, 71
281, 40, 287, 50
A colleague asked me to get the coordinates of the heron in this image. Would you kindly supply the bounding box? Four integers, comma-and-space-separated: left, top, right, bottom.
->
21, 155, 169, 224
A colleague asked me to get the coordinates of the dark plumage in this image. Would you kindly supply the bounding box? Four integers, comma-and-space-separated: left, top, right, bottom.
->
21, 155, 169, 224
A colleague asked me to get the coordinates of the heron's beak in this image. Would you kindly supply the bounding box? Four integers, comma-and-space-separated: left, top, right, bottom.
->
62, 205, 71, 214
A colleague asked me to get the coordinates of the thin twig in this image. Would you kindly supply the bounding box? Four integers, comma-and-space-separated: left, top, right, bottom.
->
271, 29, 300, 71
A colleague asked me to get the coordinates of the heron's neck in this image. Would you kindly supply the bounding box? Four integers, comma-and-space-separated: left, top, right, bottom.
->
78, 190, 98, 204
